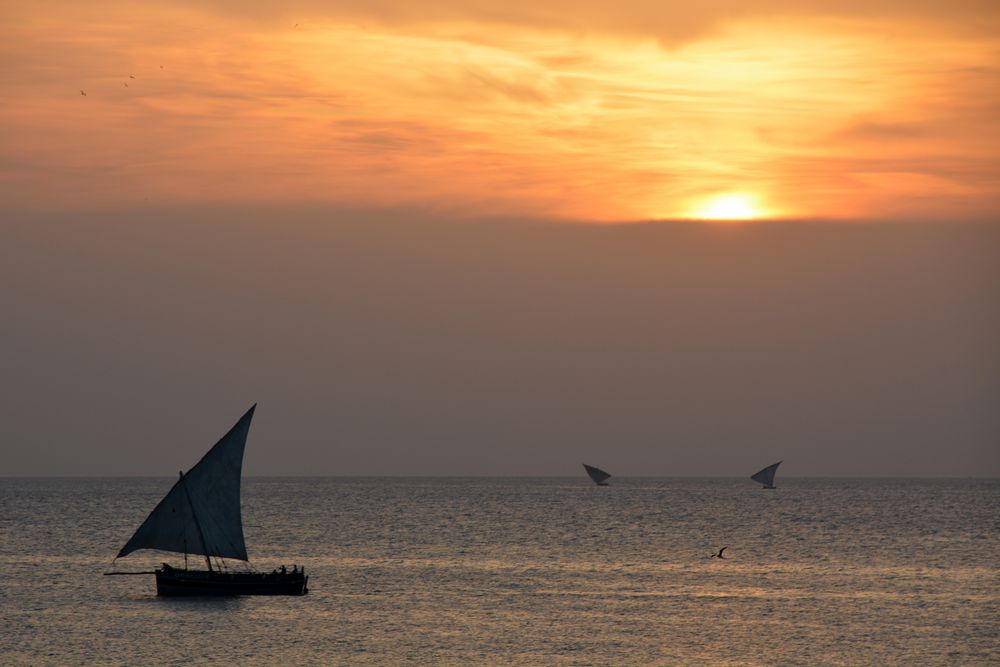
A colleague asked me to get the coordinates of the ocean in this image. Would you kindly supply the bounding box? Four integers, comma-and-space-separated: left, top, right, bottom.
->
1, 477, 997, 665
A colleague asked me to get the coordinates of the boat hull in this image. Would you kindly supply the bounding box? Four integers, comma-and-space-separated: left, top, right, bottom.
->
155, 566, 307, 596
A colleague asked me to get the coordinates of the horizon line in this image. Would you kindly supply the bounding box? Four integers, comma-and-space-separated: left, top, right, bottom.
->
2, 474, 996, 480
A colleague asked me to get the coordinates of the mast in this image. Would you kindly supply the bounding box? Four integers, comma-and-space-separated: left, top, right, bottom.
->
179, 471, 213, 572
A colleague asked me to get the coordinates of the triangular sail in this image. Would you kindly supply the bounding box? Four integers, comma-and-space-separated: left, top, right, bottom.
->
751, 461, 782, 487
117, 405, 255, 561
583, 463, 611, 485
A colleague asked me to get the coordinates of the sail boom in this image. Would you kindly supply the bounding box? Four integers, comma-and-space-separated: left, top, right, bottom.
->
118, 548, 249, 562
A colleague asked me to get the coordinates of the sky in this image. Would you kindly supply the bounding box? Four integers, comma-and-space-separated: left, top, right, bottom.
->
1, 1, 998, 476
3, 0, 999, 220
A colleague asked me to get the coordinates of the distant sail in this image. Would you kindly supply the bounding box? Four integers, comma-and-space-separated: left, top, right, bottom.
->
117, 405, 255, 560
583, 463, 611, 486
750, 461, 782, 489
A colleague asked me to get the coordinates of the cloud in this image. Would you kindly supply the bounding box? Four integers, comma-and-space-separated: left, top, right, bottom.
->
6, 1, 999, 47
1, 2, 998, 220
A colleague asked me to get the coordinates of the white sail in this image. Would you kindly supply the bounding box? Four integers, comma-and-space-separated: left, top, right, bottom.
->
750, 461, 782, 487
117, 405, 255, 561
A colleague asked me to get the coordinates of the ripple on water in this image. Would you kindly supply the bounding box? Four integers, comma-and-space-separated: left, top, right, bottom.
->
0, 477, 997, 665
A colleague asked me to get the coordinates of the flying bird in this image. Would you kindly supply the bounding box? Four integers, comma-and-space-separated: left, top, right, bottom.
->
129, 74, 135, 79
713, 547, 728, 559
123, 82, 128, 87
80, 90, 87, 96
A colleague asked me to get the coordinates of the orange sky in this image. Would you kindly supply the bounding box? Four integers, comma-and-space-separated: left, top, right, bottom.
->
2, 0, 998, 220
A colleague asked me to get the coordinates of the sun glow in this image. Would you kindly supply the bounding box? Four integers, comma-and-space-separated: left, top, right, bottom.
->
691, 194, 765, 220
0, 5, 996, 220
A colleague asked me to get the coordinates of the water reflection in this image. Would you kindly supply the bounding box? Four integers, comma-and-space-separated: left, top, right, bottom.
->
0, 477, 996, 665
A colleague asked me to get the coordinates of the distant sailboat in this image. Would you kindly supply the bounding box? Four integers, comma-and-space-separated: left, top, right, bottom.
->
751, 461, 782, 489
583, 463, 611, 486
107, 405, 307, 596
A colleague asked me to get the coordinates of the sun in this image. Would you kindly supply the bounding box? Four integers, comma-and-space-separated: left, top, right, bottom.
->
690, 193, 764, 220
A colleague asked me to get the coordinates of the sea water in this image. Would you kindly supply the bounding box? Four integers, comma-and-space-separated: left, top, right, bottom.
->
0, 477, 997, 665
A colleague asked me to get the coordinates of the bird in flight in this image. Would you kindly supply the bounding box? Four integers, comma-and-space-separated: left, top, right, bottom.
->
129, 74, 135, 79
713, 547, 728, 559
123, 82, 128, 87
80, 90, 87, 96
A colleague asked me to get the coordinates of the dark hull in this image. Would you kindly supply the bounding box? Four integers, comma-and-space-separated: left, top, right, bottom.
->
155, 567, 307, 596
